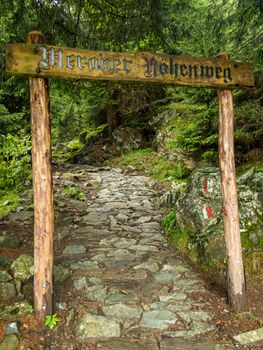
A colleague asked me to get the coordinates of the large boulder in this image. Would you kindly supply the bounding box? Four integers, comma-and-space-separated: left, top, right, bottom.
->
112, 127, 143, 152
174, 168, 263, 261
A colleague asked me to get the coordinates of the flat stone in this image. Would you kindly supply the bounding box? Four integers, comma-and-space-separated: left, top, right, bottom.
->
122, 226, 142, 233
159, 292, 187, 302
160, 338, 237, 350
103, 259, 138, 269
63, 244, 86, 255
136, 216, 152, 224
233, 327, 263, 345
91, 254, 106, 262
178, 311, 212, 323
107, 249, 130, 257
70, 260, 98, 270
115, 213, 129, 221
105, 294, 139, 304
140, 310, 177, 330
0, 283, 16, 301
97, 338, 159, 350
73, 277, 88, 291
129, 245, 159, 252
153, 272, 180, 283
76, 314, 121, 340
148, 301, 192, 312
102, 304, 142, 320
133, 262, 159, 273
0, 334, 19, 350
162, 264, 190, 273
85, 285, 108, 302
114, 238, 136, 248
83, 212, 109, 225
8, 210, 34, 222
11, 254, 34, 281
165, 322, 215, 337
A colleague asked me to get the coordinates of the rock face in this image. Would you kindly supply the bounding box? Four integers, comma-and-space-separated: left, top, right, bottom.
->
112, 127, 143, 152
173, 167, 263, 260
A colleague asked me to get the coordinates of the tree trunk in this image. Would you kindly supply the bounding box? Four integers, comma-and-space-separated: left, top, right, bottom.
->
217, 52, 247, 310
27, 31, 54, 323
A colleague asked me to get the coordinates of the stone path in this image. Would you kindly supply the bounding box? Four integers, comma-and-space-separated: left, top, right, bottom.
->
53, 167, 238, 349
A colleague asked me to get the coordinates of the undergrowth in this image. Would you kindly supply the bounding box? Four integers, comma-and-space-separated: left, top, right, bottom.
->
110, 148, 189, 183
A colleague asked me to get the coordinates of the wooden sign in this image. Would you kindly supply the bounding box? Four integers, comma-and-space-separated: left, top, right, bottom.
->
6, 44, 254, 88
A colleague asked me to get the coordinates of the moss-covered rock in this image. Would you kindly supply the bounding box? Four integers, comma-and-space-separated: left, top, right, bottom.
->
173, 168, 263, 262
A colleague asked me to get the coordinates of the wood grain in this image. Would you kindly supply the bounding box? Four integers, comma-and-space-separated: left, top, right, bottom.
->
27, 32, 54, 323
6, 43, 254, 88
218, 52, 247, 310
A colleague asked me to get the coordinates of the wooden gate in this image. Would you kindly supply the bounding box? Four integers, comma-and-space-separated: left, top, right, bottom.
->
5, 31, 254, 323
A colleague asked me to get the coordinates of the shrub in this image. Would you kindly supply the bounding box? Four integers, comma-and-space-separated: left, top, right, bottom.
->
0, 132, 32, 192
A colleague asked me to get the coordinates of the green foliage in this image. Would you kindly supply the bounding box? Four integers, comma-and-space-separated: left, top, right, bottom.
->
0, 132, 32, 192
62, 185, 85, 201
45, 314, 60, 329
27, 305, 33, 314
111, 148, 188, 182
162, 210, 177, 234
0, 192, 20, 219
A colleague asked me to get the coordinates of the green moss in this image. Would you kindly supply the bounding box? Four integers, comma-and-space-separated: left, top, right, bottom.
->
0, 192, 20, 219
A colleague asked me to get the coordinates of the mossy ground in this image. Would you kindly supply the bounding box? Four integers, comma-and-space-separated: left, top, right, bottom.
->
109, 148, 188, 183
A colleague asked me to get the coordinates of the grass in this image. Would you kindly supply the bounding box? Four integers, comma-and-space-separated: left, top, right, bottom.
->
110, 148, 188, 183
0, 191, 20, 219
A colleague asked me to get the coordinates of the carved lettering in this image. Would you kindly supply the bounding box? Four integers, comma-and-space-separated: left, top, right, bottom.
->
145, 58, 232, 82
160, 63, 168, 75
123, 59, 133, 73
36, 46, 235, 85
224, 67, 232, 81
66, 55, 75, 69
39, 46, 49, 69
88, 57, 99, 71
216, 67, 222, 79
180, 64, 188, 76
77, 56, 86, 70
113, 59, 121, 72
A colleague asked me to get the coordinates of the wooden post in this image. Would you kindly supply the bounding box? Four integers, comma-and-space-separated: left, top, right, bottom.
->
217, 53, 247, 310
27, 31, 54, 323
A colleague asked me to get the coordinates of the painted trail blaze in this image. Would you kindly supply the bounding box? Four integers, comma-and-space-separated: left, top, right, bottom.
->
6, 44, 254, 88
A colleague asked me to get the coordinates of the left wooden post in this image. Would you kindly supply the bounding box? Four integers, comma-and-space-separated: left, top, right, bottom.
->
27, 31, 54, 323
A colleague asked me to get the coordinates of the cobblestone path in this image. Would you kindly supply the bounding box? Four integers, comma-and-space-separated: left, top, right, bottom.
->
53, 167, 238, 349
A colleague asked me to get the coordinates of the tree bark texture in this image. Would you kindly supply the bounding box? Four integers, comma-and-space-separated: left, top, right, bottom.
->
217, 53, 247, 310
27, 31, 54, 323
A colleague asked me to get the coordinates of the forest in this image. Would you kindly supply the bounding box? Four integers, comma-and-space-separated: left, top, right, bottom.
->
1, 1, 262, 195
0, 1, 263, 348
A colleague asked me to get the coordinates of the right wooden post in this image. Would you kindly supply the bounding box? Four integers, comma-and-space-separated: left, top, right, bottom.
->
217, 53, 247, 310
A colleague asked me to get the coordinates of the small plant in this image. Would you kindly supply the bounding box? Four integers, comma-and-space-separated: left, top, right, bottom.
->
27, 305, 33, 314
45, 313, 60, 329
162, 210, 177, 234
62, 185, 85, 201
